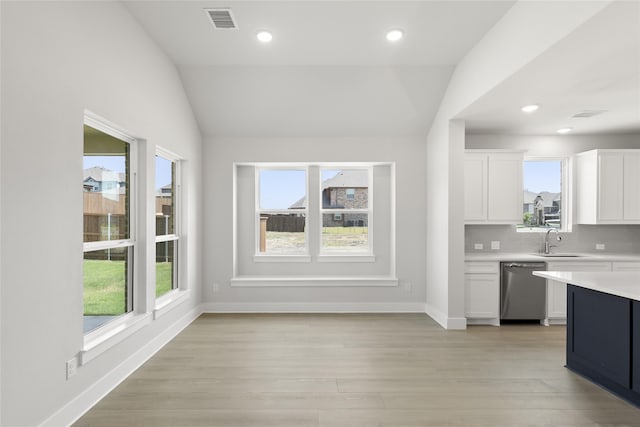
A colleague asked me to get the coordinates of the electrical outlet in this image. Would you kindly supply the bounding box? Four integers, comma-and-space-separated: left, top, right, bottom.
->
212, 283, 220, 293
66, 357, 77, 380
491, 241, 500, 250
596, 243, 606, 250
401, 282, 412, 292
474, 243, 483, 250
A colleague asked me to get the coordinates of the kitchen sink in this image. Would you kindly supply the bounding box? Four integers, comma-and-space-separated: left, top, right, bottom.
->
533, 253, 583, 257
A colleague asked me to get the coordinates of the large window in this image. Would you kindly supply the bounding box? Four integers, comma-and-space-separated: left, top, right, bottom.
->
155, 151, 179, 297
320, 168, 371, 254
256, 168, 308, 255
83, 123, 135, 334
519, 158, 567, 231
254, 165, 373, 257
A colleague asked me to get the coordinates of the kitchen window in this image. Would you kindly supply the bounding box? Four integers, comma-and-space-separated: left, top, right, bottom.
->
518, 158, 569, 232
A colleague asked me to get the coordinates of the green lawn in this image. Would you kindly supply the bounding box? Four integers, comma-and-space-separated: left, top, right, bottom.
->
83, 260, 173, 315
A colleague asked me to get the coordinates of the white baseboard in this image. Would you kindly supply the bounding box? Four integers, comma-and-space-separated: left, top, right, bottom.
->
40, 306, 202, 427
425, 303, 467, 330
202, 302, 426, 313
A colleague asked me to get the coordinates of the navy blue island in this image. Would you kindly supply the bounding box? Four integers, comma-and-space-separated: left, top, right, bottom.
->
534, 271, 640, 407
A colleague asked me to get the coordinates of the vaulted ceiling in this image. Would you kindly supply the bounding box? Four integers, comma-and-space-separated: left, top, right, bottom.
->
123, 1, 640, 138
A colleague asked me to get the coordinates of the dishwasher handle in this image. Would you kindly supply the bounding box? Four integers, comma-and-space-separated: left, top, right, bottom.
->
503, 262, 547, 269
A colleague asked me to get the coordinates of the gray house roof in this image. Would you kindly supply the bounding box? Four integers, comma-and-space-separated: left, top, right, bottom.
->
83, 166, 125, 183
289, 169, 368, 209
524, 190, 561, 208
321, 169, 368, 189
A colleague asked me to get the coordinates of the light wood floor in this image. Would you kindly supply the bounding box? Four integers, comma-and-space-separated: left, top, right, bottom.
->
75, 314, 640, 426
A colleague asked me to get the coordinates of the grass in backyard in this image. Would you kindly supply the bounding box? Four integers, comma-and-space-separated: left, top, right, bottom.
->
83, 260, 174, 315
156, 261, 173, 297
83, 259, 126, 315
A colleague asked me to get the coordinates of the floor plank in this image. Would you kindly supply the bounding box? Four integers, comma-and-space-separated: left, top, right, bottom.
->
74, 314, 640, 426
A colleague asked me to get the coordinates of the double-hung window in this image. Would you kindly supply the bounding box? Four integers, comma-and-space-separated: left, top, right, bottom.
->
155, 150, 180, 297
320, 167, 372, 255
518, 158, 569, 232
256, 167, 308, 256
82, 122, 136, 334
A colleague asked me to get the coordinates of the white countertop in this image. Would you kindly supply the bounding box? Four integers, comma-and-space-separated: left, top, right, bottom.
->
465, 252, 640, 262
533, 271, 640, 301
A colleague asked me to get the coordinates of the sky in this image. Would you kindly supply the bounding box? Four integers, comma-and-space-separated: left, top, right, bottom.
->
83, 155, 172, 190
523, 160, 561, 193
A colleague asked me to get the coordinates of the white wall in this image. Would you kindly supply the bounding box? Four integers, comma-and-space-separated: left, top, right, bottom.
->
425, 1, 611, 329
203, 137, 425, 311
1, 2, 202, 425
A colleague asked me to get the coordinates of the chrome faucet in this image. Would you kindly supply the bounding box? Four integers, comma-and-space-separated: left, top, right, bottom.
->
544, 228, 562, 254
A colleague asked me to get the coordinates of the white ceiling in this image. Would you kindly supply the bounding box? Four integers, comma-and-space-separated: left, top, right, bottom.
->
460, 1, 640, 136
123, 0, 516, 137
123, 1, 639, 138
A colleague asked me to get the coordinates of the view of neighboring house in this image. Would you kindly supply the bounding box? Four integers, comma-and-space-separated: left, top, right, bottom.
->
287, 169, 369, 227
83, 166, 126, 193
523, 190, 561, 226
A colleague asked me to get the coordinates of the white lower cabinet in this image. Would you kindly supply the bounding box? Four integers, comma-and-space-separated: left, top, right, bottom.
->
465, 262, 499, 325
545, 261, 612, 324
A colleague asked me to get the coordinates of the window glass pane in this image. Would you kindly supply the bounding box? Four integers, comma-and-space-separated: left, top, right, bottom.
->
83, 125, 129, 242
322, 213, 369, 253
321, 169, 368, 209
259, 169, 306, 210
156, 156, 175, 236
520, 160, 562, 229
156, 240, 176, 297
259, 213, 306, 254
83, 247, 132, 333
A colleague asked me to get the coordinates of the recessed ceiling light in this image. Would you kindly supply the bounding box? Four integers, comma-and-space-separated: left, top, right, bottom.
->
256, 30, 272, 43
521, 104, 539, 113
557, 127, 573, 134
386, 29, 404, 42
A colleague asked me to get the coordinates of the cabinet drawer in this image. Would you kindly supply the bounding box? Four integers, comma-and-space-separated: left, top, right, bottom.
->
547, 262, 611, 272
465, 262, 499, 274
612, 262, 640, 272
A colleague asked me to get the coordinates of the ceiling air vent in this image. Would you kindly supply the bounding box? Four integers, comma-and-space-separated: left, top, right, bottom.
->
204, 8, 237, 29
570, 110, 607, 118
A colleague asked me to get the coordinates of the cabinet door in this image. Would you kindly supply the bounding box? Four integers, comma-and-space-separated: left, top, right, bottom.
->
623, 153, 640, 221
567, 285, 631, 389
464, 154, 487, 222
487, 154, 523, 223
547, 280, 567, 319
464, 274, 499, 318
633, 301, 640, 393
598, 153, 624, 221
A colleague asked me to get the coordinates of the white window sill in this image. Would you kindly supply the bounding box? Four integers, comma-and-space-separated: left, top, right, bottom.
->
81, 312, 151, 365
253, 255, 311, 263
231, 276, 398, 287
516, 227, 568, 233
317, 254, 375, 262
154, 289, 191, 320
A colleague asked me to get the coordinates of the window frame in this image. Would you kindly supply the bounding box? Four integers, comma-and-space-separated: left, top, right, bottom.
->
154, 147, 181, 302
254, 165, 310, 259
82, 113, 148, 360
517, 156, 571, 233
318, 165, 373, 256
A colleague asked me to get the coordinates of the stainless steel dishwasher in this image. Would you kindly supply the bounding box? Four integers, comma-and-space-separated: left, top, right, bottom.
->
500, 262, 547, 321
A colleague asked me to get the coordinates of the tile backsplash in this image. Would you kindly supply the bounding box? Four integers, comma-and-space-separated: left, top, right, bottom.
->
465, 224, 640, 254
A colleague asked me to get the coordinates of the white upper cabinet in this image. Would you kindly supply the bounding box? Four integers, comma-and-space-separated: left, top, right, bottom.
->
576, 149, 640, 224
464, 150, 524, 224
